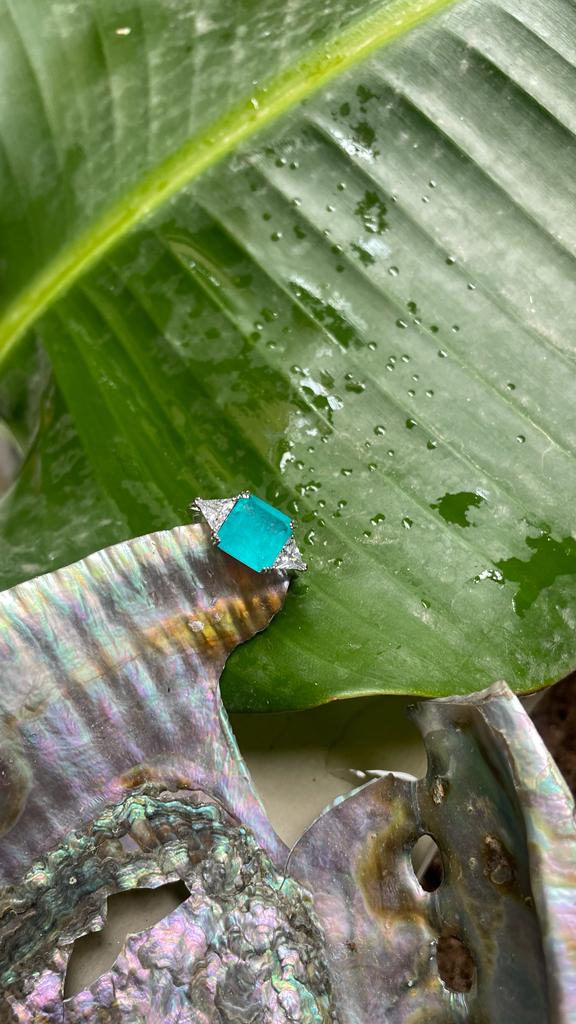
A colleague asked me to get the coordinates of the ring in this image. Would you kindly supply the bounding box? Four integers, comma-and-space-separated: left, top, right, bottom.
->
190, 492, 307, 574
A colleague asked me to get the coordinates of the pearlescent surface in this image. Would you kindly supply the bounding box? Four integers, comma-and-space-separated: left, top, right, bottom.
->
0, 525, 574, 1022
0, 523, 287, 885
2, 788, 333, 1022
290, 683, 576, 1023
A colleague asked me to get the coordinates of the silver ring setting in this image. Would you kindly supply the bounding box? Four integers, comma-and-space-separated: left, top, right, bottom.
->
190, 492, 307, 574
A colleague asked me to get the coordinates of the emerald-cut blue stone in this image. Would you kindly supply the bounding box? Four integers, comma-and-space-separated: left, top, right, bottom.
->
217, 494, 292, 571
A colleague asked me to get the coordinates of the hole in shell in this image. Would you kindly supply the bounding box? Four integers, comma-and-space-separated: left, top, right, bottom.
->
63, 880, 189, 999
411, 834, 443, 891
436, 933, 476, 993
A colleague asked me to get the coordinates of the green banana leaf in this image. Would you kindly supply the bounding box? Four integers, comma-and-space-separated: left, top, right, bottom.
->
0, 0, 575, 711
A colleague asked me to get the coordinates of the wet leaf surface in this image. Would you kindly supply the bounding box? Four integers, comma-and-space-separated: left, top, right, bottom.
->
0, 0, 575, 708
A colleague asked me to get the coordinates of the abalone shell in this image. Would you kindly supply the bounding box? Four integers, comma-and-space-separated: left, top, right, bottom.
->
0, 524, 574, 1022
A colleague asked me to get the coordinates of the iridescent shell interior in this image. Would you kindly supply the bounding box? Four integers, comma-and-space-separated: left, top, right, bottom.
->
0, 524, 574, 1022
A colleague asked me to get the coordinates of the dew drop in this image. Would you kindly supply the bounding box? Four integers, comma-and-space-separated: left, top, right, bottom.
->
516, 434, 526, 444
474, 568, 503, 584
341, 468, 353, 476
506, 382, 516, 391
402, 517, 414, 529
427, 439, 438, 450
438, 349, 448, 358
374, 424, 386, 436
425, 389, 434, 398
388, 266, 399, 277
371, 513, 386, 525
396, 318, 408, 329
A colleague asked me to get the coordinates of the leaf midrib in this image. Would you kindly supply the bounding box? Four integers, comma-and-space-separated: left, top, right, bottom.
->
0, 0, 458, 368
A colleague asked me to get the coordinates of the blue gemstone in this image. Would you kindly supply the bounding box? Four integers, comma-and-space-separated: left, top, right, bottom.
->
217, 495, 292, 571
